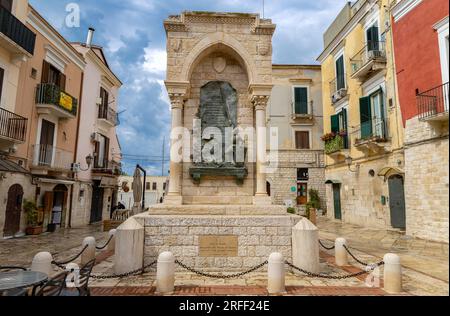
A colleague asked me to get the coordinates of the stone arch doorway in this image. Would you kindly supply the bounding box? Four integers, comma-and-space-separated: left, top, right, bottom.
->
388, 175, 406, 230
4, 184, 24, 237
50, 184, 68, 229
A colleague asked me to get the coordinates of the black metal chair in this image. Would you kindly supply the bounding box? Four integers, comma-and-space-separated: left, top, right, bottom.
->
0, 266, 28, 297
33, 272, 68, 296
61, 259, 96, 296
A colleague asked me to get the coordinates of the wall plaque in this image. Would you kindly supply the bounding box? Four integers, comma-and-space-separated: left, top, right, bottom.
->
199, 235, 238, 257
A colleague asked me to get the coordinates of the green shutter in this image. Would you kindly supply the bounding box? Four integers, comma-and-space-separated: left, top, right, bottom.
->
367, 26, 379, 51
341, 109, 349, 148
295, 87, 308, 114
331, 114, 340, 134
336, 56, 345, 90
359, 96, 372, 139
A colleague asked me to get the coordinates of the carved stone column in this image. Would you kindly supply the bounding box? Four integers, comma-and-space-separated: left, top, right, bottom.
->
165, 93, 185, 205
252, 95, 272, 205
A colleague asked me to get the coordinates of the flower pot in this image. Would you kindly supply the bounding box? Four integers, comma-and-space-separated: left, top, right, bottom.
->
26, 226, 43, 236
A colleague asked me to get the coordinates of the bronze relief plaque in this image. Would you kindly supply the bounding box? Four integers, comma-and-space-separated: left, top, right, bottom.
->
199, 235, 239, 257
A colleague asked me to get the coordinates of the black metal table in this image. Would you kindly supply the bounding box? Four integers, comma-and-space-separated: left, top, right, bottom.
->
0, 271, 48, 296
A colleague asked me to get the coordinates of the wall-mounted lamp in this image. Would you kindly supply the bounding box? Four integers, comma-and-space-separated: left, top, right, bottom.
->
73, 154, 94, 172
345, 156, 360, 173
0, 172, 7, 181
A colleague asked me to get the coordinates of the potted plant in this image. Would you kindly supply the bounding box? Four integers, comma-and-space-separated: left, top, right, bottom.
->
304, 189, 321, 225
24, 200, 43, 235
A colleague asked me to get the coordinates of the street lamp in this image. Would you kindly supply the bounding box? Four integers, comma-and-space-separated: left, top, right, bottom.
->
345, 156, 360, 173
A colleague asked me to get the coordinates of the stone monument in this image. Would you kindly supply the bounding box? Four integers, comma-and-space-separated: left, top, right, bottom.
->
122, 12, 301, 271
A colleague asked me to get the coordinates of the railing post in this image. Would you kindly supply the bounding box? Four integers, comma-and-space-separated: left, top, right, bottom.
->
335, 238, 348, 267
31, 252, 53, 276
156, 252, 175, 295
107, 229, 117, 252
267, 253, 285, 295
81, 237, 96, 266
383, 253, 402, 294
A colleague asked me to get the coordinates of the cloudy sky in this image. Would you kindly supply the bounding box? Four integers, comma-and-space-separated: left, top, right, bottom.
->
29, 0, 347, 175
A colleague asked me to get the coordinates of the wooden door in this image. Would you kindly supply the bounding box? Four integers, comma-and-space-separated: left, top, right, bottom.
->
90, 182, 104, 223
333, 184, 342, 220
3, 184, 24, 237
297, 183, 308, 205
389, 175, 406, 229
295, 131, 310, 149
39, 119, 55, 166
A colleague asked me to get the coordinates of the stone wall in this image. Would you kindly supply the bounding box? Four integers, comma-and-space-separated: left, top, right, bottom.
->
404, 117, 449, 243
140, 214, 300, 271
70, 181, 93, 227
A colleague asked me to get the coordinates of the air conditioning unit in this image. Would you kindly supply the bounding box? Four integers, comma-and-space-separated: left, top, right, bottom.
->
96, 97, 103, 105
91, 132, 100, 143
368, 50, 383, 59
71, 163, 81, 173
332, 89, 348, 103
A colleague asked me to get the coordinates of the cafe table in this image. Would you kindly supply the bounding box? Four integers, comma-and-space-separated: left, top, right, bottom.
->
0, 271, 48, 296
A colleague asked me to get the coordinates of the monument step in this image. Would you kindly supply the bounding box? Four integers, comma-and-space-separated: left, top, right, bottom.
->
183, 196, 253, 205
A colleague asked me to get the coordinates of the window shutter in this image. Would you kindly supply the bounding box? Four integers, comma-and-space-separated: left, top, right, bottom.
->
105, 136, 110, 166
367, 26, 379, 51
295, 88, 308, 114
0, 67, 4, 104
340, 109, 349, 149
331, 114, 339, 133
59, 73, 66, 91
359, 96, 372, 138
0, 0, 13, 12
336, 56, 345, 90
41, 60, 50, 83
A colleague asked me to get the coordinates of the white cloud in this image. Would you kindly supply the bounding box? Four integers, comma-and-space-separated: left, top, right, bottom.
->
143, 48, 167, 74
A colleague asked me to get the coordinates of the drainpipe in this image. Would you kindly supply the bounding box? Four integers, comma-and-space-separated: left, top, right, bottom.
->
136, 164, 146, 210
69, 71, 85, 228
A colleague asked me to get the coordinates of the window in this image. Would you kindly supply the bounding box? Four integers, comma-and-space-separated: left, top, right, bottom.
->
297, 168, 309, 181
146, 182, 151, 191
163, 182, 167, 191
335, 55, 346, 90
41, 60, 66, 90
366, 24, 380, 52
293, 87, 309, 115
0, 0, 13, 12
38, 119, 55, 166
295, 131, 310, 149
0, 67, 4, 106
94, 134, 110, 168
331, 108, 349, 149
359, 89, 386, 139
99, 87, 109, 119
435, 18, 449, 85
152, 183, 157, 191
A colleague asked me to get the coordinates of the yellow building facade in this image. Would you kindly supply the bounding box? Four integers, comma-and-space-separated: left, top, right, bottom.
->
318, 0, 405, 229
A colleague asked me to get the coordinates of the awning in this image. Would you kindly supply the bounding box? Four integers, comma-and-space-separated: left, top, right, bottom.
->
378, 167, 405, 179
325, 179, 342, 184
36, 178, 75, 185
100, 177, 118, 188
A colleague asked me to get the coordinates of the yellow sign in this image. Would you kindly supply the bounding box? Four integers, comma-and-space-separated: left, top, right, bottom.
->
59, 92, 73, 112
199, 235, 239, 257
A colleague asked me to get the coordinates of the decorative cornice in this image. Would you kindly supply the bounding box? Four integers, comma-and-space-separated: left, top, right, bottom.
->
168, 93, 185, 110
252, 25, 276, 36
392, 0, 422, 22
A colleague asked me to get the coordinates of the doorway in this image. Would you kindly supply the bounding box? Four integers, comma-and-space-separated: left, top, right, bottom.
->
39, 119, 55, 166
90, 181, 104, 223
297, 183, 308, 205
388, 175, 406, 229
51, 185, 68, 228
333, 184, 342, 220
3, 184, 24, 237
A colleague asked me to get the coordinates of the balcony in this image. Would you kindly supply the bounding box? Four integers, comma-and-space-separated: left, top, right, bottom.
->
92, 160, 122, 177
350, 42, 386, 81
291, 101, 314, 122
0, 107, 27, 148
0, 6, 36, 56
97, 105, 119, 128
353, 118, 389, 153
325, 134, 349, 158
330, 76, 348, 105
31, 144, 74, 175
35, 84, 78, 119
417, 82, 449, 122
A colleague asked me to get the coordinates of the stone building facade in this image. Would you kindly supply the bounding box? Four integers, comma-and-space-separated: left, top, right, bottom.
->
266, 65, 326, 208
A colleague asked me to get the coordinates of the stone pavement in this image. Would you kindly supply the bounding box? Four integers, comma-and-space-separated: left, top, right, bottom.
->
0, 224, 108, 268
317, 216, 449, 296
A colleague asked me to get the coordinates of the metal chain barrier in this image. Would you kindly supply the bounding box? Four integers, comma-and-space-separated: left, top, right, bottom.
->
343, 245, 375, 267
285, 260, 384, 280
319, 240, 335, 250
90, 260, 157, 280
175, 260, 268, 279
95, 235, 114, 251
51, 245, 89, 269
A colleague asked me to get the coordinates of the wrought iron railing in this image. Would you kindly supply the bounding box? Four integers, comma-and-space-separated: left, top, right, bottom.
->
92, 160, 122, 175
32, 144, 73, 170
98, 105, 119, 126
350, 41, 386, 76
417, 82, 449, 120
0, 6, 36, 55
0, 107, 27, 142
330, 75, 348, 103
352, 117, 388, 145
35, 83, 78, 116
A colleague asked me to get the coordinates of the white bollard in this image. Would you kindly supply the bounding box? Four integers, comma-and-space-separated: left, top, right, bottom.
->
114, 218, 144, 274
156, 252, 175, 295
292, 218, 320, 274
107, 229, 117, 252
267, 253, 285, 295
31, 252, 53, 276
335, 238, 349, 267
81, 236, 96, 266
383, 253, 402, 294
